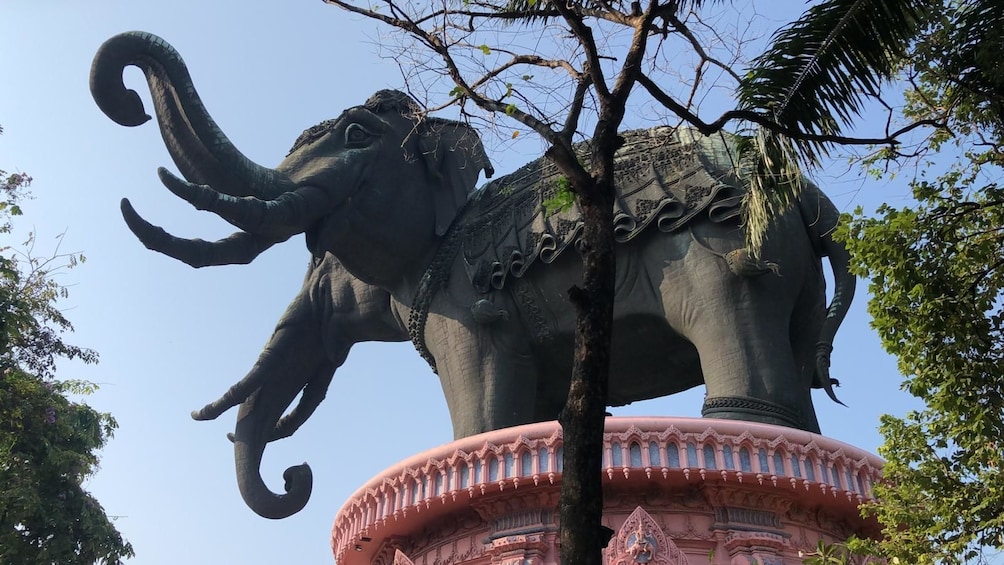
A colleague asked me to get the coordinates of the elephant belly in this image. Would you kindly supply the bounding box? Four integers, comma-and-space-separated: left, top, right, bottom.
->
609, 315, 704, 404
519, 241, 705, 416
529, 315, 703, 416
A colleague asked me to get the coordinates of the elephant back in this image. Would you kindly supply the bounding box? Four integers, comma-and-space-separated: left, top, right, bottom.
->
456, 127, 745, 293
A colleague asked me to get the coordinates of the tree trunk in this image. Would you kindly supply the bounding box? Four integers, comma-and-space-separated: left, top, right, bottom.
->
559, 170, 616, 564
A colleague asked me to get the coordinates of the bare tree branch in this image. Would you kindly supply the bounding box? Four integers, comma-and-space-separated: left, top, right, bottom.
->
666, 12, 743, 84
636, 72, 946, 145
552, 3, 612, 103
562, 75, 593, 142
463, 53, 581, 91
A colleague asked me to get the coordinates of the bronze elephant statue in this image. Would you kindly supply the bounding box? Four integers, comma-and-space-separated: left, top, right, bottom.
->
91, 32, 854, 519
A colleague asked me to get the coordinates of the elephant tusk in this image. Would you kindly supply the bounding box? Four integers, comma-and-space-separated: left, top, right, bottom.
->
120, 199, 281, 267
157, 168, 331, 237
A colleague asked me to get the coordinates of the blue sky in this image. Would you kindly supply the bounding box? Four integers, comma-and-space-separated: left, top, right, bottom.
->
3, 2, 914, 563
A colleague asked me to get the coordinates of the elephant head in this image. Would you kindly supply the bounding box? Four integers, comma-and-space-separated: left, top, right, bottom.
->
90, 32, 492, 518
91, 32, 492, 275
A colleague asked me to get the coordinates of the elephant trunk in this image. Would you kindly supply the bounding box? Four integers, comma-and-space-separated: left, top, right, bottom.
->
799, 183, 856, 403
90, 31, 294, 200
232, 387, 313, 519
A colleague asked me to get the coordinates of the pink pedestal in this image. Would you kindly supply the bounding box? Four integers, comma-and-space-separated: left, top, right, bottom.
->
331, 417, 881, 565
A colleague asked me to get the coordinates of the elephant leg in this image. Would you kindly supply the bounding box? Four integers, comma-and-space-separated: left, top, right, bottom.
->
667, 248, 819, 432
430, 316, 538, 439
661, 220, 820, 432
787, 266, 828, 427
690, 307, 817, 432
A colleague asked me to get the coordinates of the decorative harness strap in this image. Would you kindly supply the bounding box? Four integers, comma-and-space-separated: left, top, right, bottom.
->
407, 210, 470, 374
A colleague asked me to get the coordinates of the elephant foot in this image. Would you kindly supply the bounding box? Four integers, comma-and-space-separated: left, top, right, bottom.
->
701, 396, 818, 433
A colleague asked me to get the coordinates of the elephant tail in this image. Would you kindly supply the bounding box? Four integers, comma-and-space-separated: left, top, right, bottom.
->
233, 390, 313, 519
798, 183, 856, 406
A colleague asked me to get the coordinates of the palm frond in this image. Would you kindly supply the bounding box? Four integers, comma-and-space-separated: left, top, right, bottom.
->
751, 0, 932, 129
734, 130, 806, 253
949, 0, 1004, 114
498, 0, 559, 21
735, 0, 935, 251
740, 0, 933, 163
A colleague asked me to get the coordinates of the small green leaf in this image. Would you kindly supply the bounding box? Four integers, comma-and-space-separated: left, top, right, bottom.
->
478, 44, 491, 55
542, 177, 575, 215
505, 103, 517, 116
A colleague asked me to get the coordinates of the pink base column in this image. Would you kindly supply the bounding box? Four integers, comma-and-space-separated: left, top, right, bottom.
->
332, 417, 882, 565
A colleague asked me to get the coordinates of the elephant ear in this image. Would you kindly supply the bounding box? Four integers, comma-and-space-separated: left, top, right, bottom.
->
419, 119, 494, 236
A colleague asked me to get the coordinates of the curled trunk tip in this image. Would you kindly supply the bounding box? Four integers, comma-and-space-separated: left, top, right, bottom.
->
92, 30, 294, 200
90, 32, 157, 127
234, 434, 313, 519
240, 457, 312, 519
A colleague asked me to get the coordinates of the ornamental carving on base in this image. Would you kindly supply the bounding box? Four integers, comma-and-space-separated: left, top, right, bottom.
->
486, 532, 554, 565
606, 507, 689, 565
703, 485, 793, 516
786, 502, 857, 539
330, 419, 883, 564
604, 486, 708, 512
472, 491, 561, 523
373, 536, 411, 565
394, 549, 416, 565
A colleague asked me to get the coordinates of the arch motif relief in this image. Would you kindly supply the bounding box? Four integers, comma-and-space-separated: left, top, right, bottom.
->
393, 549, 415, 565
606, 506, 688, 565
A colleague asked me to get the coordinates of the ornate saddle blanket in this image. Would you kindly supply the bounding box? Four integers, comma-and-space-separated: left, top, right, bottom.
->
407, 128, 746, 371
456, 127, 744, 293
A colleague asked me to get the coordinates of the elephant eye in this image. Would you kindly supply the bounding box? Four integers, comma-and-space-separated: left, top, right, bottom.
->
344, 123, 373, 148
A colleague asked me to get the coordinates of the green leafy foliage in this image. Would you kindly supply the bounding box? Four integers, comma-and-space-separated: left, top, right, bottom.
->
798, 540, 886, 564
838, 1, 1004, 561
541, 176, 575, 216
0, 148, 133, 564
842, 164, 1004, 564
